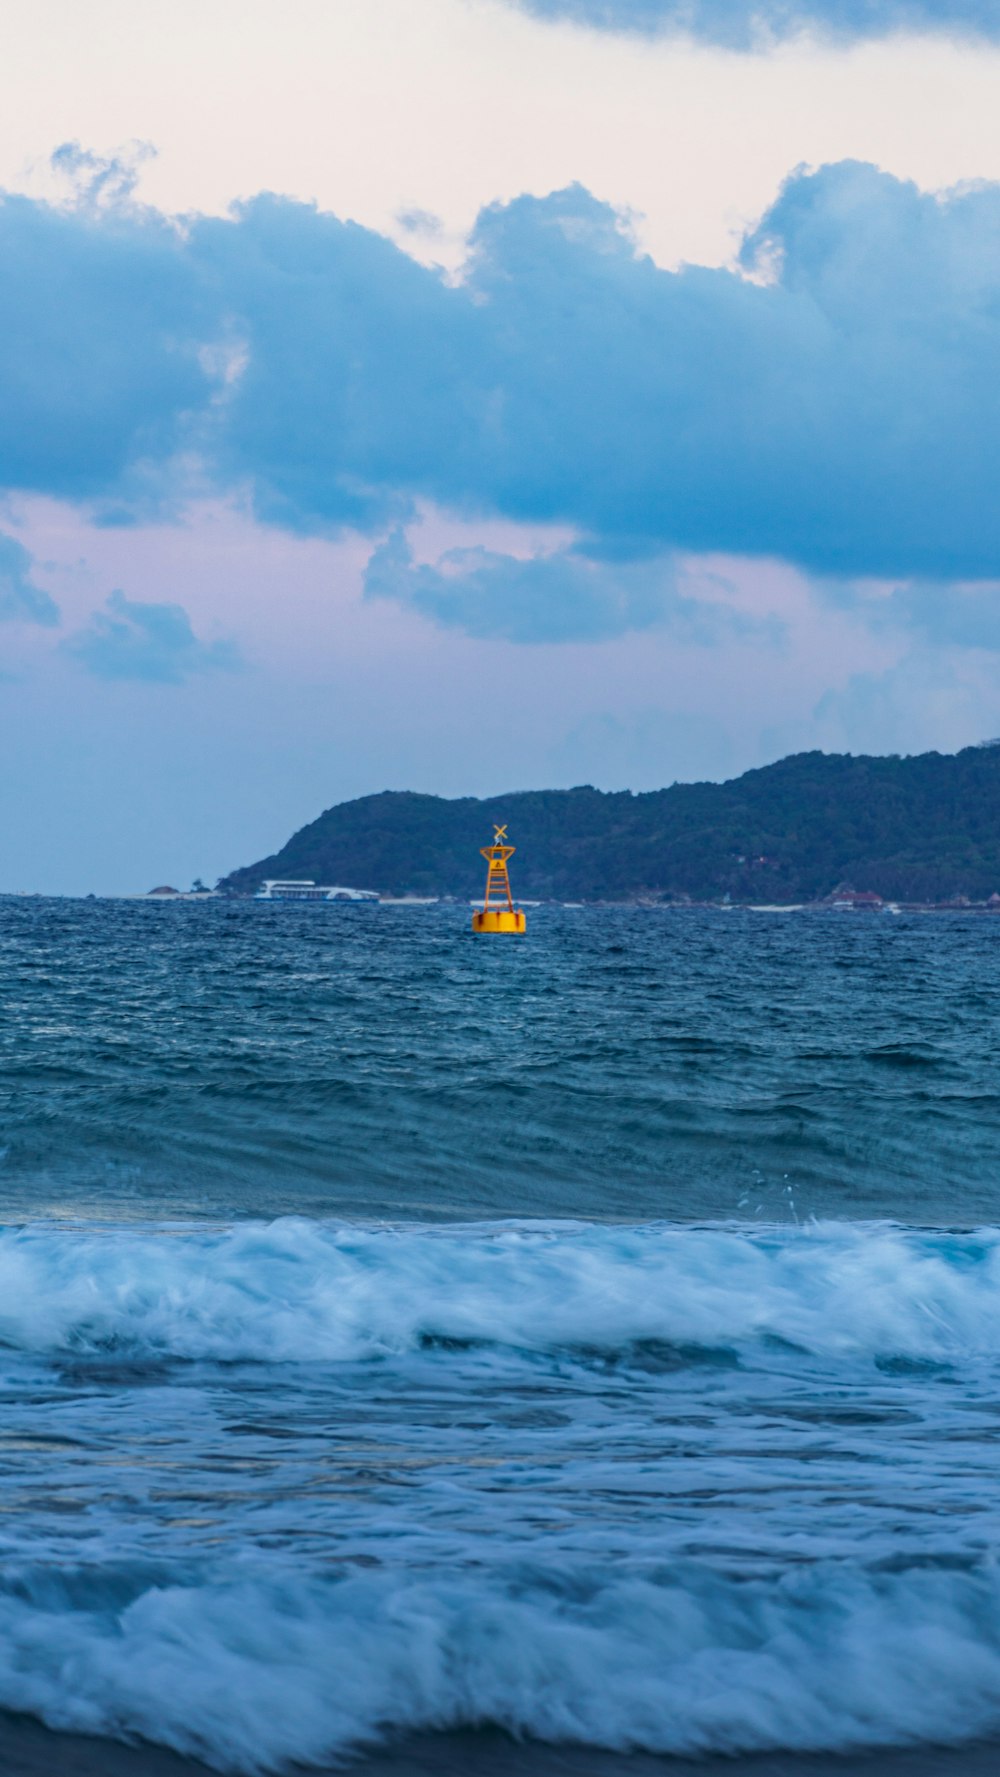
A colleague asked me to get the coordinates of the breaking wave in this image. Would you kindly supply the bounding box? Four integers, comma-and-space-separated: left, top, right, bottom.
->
4, 1557, 1000, 1770
0, 1215, 998, 1365
6, 1216, 1000, 1770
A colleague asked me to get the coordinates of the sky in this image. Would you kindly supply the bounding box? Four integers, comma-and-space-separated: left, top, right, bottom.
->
6, 0, 1000, 892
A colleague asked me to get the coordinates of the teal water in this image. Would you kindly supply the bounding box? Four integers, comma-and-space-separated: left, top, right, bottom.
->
3, 900, 1000, 1773
4, 898, 1000, 1224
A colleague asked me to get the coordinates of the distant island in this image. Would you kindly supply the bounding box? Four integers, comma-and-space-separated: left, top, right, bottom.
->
218, 746, 1000, 906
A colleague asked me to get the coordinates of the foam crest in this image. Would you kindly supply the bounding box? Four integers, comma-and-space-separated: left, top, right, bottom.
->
3, 1558, 1000, 1771
0, 1217, 998, 1365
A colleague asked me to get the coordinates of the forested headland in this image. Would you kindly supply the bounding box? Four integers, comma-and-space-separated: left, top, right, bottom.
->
219, 746, 1000, 904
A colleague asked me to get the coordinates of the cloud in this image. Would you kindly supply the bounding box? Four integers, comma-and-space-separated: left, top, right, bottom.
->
63, 590, 239, 683
0, 534, 59, 625
395, 207, 445, 238
814, 574, 1000, 652
364, 528, 780, 642
367, 528, 710, 641
148, 167, 1000, 582
0, 172, 218, 507
443, 168, 1000, 579
893, 583, 1000, 651
506, 1, 1000, 47
50, 140, 156, 212
9, 159, 1000, 594
808, 650, 1000, 757
548, 708, 737, 787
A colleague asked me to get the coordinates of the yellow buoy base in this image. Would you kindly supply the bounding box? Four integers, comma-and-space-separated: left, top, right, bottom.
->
472, 908, 526, 934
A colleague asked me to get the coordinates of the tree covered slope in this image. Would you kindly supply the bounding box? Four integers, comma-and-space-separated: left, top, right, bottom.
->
218, 747, 1000, 903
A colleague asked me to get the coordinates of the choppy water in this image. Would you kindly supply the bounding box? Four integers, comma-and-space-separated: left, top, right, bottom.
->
3, 899, 1000, 1773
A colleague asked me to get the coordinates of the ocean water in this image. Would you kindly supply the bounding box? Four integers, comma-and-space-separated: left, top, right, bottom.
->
3, 899, 1000, 1774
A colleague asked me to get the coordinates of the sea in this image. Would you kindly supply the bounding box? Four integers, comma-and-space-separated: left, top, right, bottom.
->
3, 897, 1000, 1776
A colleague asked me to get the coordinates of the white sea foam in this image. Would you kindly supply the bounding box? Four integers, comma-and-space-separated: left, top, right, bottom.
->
0, 1216, 997, 1364
2, 1558, 1000, 1771
4, 1217, 1000, 1771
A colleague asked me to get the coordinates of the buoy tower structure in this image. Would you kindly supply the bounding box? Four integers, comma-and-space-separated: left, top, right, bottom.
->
472, 826, 526, 934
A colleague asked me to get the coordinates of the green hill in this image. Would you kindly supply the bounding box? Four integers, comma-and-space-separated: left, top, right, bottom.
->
218, 746, 1000, 904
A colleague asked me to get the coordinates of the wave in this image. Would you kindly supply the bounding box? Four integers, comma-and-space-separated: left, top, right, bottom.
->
3, 1556, 1000, 1771
0, 1216, 998, 1365
4, 1216, 1000, 1771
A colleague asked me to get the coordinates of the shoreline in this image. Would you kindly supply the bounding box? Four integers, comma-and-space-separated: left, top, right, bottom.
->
4, 1719, 1000, 1777
6, 891, 1000, 913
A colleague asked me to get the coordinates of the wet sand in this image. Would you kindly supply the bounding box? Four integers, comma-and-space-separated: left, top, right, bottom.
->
3, 1716, 999, 1777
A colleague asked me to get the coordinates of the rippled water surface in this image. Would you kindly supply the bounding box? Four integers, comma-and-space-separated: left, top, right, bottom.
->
3, 899, 1000, 1773
4, 897, 1000, 1223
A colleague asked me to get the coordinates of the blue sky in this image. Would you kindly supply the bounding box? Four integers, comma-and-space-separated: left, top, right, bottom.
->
3, 0, 1000, 891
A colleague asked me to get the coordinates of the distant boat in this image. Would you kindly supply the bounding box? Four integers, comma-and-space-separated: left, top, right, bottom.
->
254, 879, 379, 903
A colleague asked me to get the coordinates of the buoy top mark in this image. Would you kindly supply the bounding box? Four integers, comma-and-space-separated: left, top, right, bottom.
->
481, 824, 515, 869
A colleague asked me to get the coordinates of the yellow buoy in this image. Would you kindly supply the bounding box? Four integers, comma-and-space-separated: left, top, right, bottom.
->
472, 825, 526, 934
